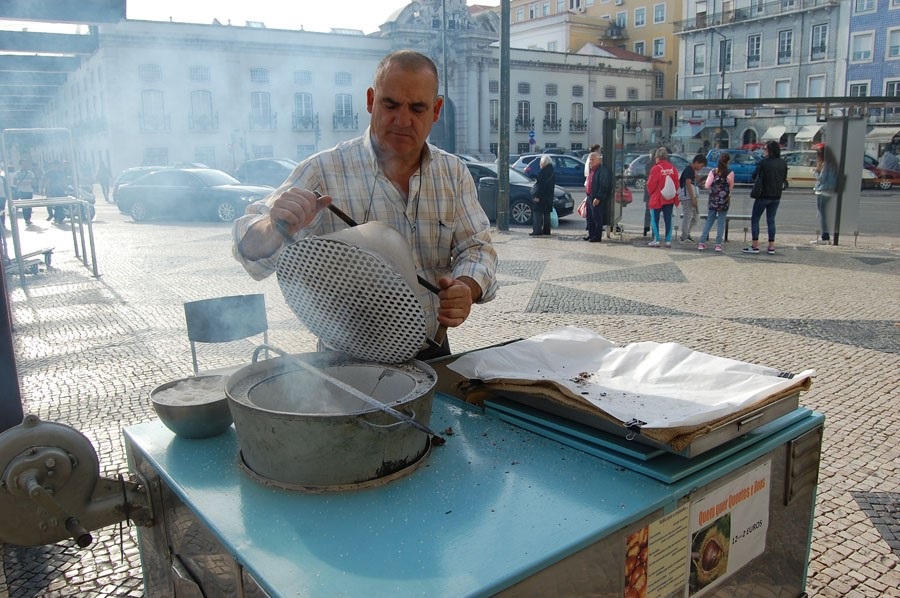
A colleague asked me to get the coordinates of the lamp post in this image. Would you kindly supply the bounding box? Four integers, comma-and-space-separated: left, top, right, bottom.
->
713, 28, 727, 149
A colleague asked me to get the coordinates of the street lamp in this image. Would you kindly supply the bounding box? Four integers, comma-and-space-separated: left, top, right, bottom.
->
713, 29, 727, 149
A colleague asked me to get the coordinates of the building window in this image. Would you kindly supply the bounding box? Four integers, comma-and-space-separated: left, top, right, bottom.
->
886, 80, 900, 115
720, 39, 732, 72
744, 81, 760, 115
854, 0, 875, 13
140, 89, 167, 131
604, 85, 616, 99
809, 24, 827, 61
654, 72, 664, 98
544, 101, 559, 131
143, 147, 167, 166
774, 79, 791, 113
293, 93, 315, 130
851, 32, 874, 62
807, 74, 825, 98
635, 7, 646, 27
188, 66, 210, 82
529, 2, 538, 19
777, 30, 793, 65
515, 7, 524, 22
518, 82, 531, 94
888, 28, 900, 59
542, 1, 551, 17
250, 68, 269, 84
189, 90, 215, 131
653, 3, 665, 23
572, 85, 584, 97
548, 41, 557, 51
250, 91, 273, 129
747, 35, 761, 68
849, 82, 869, 97
616, 12, 627, 27
546, 83, 558, 96
627, 87, 639, 100
571, 102, 583, 122
489, 80, 499, 94
693, 44, 706, 75
334, 94, 356, 129
490, 99, 499, 132
653, 111, 663, 126
335, 72, 352, 86
294, 70, 313, 85
634, 41, 645, 55
653, 38, 665, 58
138, 64, 161, 83
516, 100, 532, 132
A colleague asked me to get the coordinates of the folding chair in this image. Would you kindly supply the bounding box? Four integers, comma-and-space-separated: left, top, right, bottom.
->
184, 293, 269, 375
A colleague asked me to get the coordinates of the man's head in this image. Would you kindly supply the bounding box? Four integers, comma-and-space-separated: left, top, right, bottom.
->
692, 154, 708, 170
539, 154, 552, 168
655, 147, 668, 162
587, 152, 601, 169
367, 50, 442, 163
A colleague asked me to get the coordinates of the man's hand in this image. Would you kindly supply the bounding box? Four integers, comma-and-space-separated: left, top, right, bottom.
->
269, 188, 332, 235
435, 276, 480, 328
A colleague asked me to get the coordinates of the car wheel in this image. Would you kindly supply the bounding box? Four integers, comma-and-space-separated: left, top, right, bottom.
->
878, 177, 893, 190
215, 201, 240, 222
633, 177, 647, 190
510, 199, 533, 226
131, 200, 150, 222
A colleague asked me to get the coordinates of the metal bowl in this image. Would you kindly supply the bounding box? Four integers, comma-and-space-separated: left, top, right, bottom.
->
150, 375, 232, 439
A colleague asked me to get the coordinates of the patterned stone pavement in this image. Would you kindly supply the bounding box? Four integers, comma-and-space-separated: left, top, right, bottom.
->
2, 199, 899, 596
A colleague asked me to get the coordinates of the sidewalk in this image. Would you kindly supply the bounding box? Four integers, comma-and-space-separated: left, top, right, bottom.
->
2, 202, 899, 596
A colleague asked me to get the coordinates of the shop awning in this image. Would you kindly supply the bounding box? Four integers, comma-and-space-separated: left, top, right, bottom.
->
865, 126, 900, 143
761, 125, 786, 141
672, 123, 705, 138
794, 124, 822, 143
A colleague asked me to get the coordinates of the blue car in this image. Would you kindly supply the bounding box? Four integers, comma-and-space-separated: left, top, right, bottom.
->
705, 149, 760, 184
521, 154, 587, 187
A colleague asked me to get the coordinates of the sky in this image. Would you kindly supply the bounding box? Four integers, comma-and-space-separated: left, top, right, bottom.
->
125, 0, 501, 35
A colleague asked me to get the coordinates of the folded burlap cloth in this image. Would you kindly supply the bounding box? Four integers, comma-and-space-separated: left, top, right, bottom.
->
449, 327, 814, 452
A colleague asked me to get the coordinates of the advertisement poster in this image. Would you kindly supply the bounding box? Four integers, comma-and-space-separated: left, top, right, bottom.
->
623, 504, 690, 598
687, 461, 772, 596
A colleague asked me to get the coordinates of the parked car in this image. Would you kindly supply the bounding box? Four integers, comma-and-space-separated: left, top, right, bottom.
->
517, 153, 587, 187
782, 150, 877, 190
465, 161, 575, 225
233, 158, 298, 189
705, 149, 761, 184
623, 153, 692, 189
111, 166, 167, 203
115, 168, 273, 222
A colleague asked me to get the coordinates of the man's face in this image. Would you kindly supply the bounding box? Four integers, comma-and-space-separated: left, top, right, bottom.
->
693, 161, 705, 172
590, 155, 600, 169
367, 64, 442, 161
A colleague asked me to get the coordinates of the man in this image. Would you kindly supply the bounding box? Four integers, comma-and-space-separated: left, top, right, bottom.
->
584, 152, 612, 243
530, 154, 555, 236
232, 50, 497, 359
12, 160, 36, 226
679, 154, 708, 243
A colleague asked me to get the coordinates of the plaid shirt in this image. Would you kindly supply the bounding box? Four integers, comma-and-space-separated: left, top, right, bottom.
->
232, 128, 498, 337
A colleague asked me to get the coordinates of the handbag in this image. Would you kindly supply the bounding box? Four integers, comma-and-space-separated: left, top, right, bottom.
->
750, 175, 763, 199
577, 197, 588, 217
550, 207, 559, 229
530, 181, 539, 197
615, 187, 633, 204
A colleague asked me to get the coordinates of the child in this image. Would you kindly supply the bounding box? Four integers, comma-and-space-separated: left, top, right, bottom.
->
698, 153, 734, 252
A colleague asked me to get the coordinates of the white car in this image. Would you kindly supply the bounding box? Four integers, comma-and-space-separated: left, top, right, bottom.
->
782, 150, 876, 190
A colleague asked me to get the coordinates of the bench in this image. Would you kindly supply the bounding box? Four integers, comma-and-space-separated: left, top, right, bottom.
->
20, 246, 54, 267
699, 214, 752, 242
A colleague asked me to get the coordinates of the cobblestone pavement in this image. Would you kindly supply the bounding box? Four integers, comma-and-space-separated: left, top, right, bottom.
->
2, 199, 899, 597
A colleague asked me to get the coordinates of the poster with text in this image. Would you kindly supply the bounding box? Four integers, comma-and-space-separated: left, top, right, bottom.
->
687, 460, 772, 596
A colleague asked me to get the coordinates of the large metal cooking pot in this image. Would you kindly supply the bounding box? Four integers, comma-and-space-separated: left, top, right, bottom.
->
225, 351, 437, 489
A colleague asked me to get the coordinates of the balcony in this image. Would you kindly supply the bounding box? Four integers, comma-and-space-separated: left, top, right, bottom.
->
292, 112, 319, 132
598, 23, 628, 42
333, 113, 358, 130
139, 112, 170, 133
777, 51, 792, 65
810, 45, 826, 61
515, 116, 534, 133
189, 112, 219, 132
249, 113, 277, 131
543, 117, 561, 133
569, 119, 588, 133
673, 0, 840, 34
747, 55, 760, 69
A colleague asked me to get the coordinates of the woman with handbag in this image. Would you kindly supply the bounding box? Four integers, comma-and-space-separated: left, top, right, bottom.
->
530, 155, 555, 236
584, 152, 612, 242
744, 140, 788, 255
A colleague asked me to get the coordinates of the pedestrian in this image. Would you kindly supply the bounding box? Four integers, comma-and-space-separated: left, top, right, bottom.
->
232, 50, 498, 360
645, 147, 679, 247
96, 160, 112, 203
697, 152, 734, 252
679, 153, 708, 243
12, 160, 36, 225
744, 140, 788, 255
43, 161, 69, 223
530, 154, 555, 236
878, 147, 898, 171
584, 151, 612, 243
641, 150, 655, 236
582, 143, 600, 180
812, 145, 838, 245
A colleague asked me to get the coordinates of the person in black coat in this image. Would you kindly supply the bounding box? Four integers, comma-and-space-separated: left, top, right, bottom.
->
531, 155, 555, 236
584, 152, 613, 242
744, 140, 788, 255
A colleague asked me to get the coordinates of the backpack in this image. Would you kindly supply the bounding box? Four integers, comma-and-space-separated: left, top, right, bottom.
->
708, 171, 731, 212
660, 172, 677, 200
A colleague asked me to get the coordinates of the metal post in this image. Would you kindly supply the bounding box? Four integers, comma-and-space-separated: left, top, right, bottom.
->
0, 258, 24, 432
441, 0, 451, 152
714, 29, 727, 149
497, 0, 510, 231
